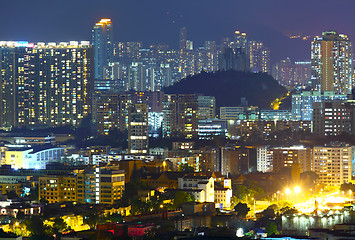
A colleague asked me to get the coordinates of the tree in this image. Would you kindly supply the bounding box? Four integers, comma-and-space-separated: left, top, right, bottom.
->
340, 183, 355, 193
279, 206, 298, 215
234, 202, 250, 218
0, 228, 17, 238
266, 221, 278, 236
244, 180, 264, 199
105, 213, 124, 223
83, 207, 106, 229
29, 185, 39, 201
6, 190, 19, 199
300, 171, 319, 185
131, 199, 152, 215
233, 185, 249, 201
262, 207, 275, 219
24, 215, 46, 236
179, 163, 194, 173
16, 211, 25, 220
230, 196, 239, 209
51, 217, 70, 235
29, 235, 53, 240
173, 191, 195, 208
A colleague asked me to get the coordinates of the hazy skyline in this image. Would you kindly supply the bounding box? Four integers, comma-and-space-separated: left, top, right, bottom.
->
1, 0, 354, 62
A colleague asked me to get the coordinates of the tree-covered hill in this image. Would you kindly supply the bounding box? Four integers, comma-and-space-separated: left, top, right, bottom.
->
163, 70, 288, 109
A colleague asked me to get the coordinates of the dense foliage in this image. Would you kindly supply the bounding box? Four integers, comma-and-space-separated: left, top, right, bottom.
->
163, 70, 288, 109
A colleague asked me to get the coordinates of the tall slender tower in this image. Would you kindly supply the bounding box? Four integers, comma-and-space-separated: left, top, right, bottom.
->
92, 18, 113, 80
248, 40, 270, 73
311, 31, 353, 94
233, 31, 248, 50
179, 27, 187, 50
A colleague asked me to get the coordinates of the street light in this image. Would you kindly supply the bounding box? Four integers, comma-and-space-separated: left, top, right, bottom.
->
285, 188, 291, 195
294, 186, 301, 194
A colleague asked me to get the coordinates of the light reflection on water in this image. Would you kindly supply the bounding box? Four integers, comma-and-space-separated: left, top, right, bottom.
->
282, 210, 351, 235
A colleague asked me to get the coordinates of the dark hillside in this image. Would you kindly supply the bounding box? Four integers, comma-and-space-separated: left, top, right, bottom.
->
163, 70, 288, 109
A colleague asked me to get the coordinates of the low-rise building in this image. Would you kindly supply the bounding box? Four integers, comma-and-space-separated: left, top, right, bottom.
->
198, 119, 228, 140
141, 171, 186, 190
4, 146, 65, 169
39, 166, 125, 204
271, 146, 312, 173
214, 187, 232, 209
178, 175, 214, 202
312, 143, 355, 186
39, 174, 77, 204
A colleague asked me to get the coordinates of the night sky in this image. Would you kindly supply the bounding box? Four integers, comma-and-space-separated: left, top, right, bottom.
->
1, 0, 354, 63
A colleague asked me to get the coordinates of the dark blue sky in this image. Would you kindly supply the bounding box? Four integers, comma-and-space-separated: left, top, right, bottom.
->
1, 0, 354, 62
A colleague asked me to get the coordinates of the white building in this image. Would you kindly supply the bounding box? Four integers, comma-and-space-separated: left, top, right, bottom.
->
215, 187, 232, 210
4, 147, 65, 169
312, 143, 355, 186
178, 175, 214, 202
257, 146, 273, 172
215, 179, 233, 210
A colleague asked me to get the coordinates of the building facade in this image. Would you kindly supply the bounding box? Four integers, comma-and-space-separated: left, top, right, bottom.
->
178, 175, 214, 202
92, 18, 113, 80
4, 147, 65, 169
197, 96, 216, 120
311, 31, 353, 94
312, 144, 355, 186
272, 58, 311, 88
256, 146, 273, 173
313, 100, 351, 136
291, 91, 348, 121
271, 146, 312, 173
248, 40, 270, 73
128, 104, 149, 154
39, 166, 125, 204
0, 41, 93, 129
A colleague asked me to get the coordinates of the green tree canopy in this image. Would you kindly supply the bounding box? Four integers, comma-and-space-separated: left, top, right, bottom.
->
179, 163, 194, 173
340, 183, 355, 193
24, 215, 46, 236
51, 217, 70, 235
234, 202, 250, 218
173, 191, 195, 208
266, 221, 278, 236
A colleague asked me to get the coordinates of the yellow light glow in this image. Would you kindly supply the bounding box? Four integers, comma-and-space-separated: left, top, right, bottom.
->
294, 186, 301, 194
285, 188, 291, 195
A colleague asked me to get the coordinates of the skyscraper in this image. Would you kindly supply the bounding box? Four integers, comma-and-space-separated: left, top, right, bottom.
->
92, 18, 114, 80
0, 41, 94, 128
162, 94, 198, 138
218, 48, 249, 72
127, 62, 145, 91
179, 27, 187, 51
248, 40, 270, 73
204, 41, 218, 72
233, 31, 247, 50
311, 31, 353, 94
272, 58, 311, 88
